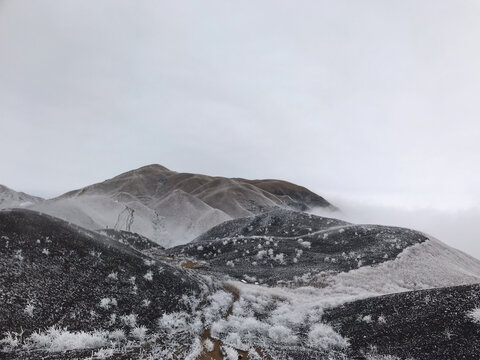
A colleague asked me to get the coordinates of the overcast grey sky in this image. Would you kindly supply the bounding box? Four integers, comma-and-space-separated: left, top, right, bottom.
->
1, 0, 480, 212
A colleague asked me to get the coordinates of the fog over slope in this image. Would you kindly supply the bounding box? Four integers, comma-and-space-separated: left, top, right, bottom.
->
310, 198, 480, 259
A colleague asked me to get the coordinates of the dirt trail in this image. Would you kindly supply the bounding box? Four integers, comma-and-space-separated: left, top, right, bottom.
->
197, 283, 270, 360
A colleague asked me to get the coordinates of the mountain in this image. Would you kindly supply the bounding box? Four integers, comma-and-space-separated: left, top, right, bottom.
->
2, 166, 480, 359
0, 185, 43, 209
27, 164, 333, 247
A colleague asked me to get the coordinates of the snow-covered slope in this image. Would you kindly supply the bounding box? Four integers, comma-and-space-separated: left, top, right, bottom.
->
0, 185, 43, 209
2, 205, 480, 359
25, 164, 332, 247
172, 210, 480, 291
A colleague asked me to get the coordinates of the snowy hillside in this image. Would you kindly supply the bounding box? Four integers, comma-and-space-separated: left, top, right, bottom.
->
2, 168, 480, 359
23, 164, 333, 247
0, 185, 43, 209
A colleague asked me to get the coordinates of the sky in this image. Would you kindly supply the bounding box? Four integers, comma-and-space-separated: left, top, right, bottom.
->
1, 1, 480, 253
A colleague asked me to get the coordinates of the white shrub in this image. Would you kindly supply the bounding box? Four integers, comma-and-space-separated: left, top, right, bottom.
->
120, 314, 137, 328
108, 329, 125, 342
99, 298, 117, 309
268, 325, 297, 344
0, 331, 23, 351
131, 326, 148, 341
24, 303, 35, 317
93, 348, 115, 359
107, 272, 118, 280
203, 338, 214, 352
307, 323, 349, 350
144, 271, 153, 281
26, 327, 108, 352
223, 346, 239, 360
467, 307, 480, 324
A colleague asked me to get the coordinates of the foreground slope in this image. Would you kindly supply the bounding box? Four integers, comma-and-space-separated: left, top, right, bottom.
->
324, 283, 480, 359
28, 164, 332, 247
0, 209, 210, 358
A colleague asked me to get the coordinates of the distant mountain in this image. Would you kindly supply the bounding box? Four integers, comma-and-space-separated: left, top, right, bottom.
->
0, 185, 43, 209
27, 164, 333, 247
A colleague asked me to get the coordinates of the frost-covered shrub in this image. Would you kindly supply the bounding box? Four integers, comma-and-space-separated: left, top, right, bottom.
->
24, 303, 35, 317
307, 323, 349, 350
203, 338, 214, 352
25, 327, 109, 352
203, 291, 233, 326
93, 348, 115, 359
223, 345, 239, 360
108, 329, 125, 342
467, 307, 480, 324
0, 331, 23, 351
143, 271, 153, 281
99, 298, 117, 309
268, 325, 297, 344
256, 250, 267, 260
120, 314, 137, 327
107, 272, 118, 280
131, 326, 148, 341
158, 312, 191, 334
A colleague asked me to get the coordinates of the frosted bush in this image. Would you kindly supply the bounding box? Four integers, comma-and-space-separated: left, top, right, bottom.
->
131, 326, 148, 341
99, 298, 117, 309
203, 291, 233, 326
0, 330, 23, 351
120, 314, 137, 327
256, 250, 267, 260
93, 348, 115, 359
268, 325, 297, 344
107, 272, 118, 280
467, 307, 480, 324
24, 303, 35, 317
203, 338, 214, 352
307, 323, 349, 350
26, 327, 108, 352
158, 312, 190, 333
144, 271, 153, 281
223, 346, 239, 360
108, 329, 125, 342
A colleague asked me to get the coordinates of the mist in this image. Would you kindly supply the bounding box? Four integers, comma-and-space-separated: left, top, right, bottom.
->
311, 199, 480, 259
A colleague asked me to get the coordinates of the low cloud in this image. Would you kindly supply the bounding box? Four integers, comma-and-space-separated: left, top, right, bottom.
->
311, 199, 480, 260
